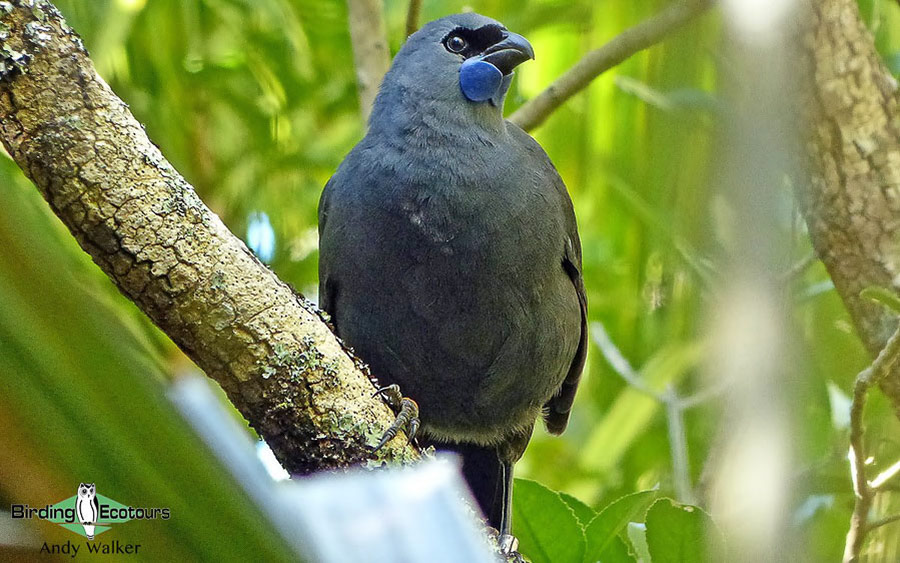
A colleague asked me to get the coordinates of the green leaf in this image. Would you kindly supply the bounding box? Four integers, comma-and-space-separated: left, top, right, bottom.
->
584, 490, 657, 563
860, 286, 900, 313
560, 491, 598, 528
645, 499, 723, 563
513, 479, 586, 563
597, 536, 636, 563
627, 522, 651, 563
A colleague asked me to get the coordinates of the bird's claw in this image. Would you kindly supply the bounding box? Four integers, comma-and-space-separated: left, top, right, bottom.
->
372, 384, 420, 451
486, 530, 523, 562
372, 383, 402, 406
499, 533, 518, 554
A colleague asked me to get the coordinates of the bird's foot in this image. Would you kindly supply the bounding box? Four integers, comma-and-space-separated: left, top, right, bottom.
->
372, 384, 420, 451
499, 533, 518, 554
489, 531, 522, 562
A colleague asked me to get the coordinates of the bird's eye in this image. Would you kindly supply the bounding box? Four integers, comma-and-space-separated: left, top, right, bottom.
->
446, 34, 467, 54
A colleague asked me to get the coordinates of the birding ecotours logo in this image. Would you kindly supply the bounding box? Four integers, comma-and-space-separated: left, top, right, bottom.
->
75, 483, 99, 539
9, 482, 171, 539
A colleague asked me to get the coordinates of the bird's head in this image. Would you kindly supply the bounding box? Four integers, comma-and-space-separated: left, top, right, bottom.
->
369, 13, 534, 132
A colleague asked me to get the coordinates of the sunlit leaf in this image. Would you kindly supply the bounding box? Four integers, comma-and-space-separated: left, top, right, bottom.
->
583, 490, 657, 563
644, 499, 723, 563
513, 479, 586, 563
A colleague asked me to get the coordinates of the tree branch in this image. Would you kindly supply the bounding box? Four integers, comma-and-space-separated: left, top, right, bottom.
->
347, 0, 390, 122
844, 325, 900, 562
406, 0, 422, 37
508, 0, 714, 132
798, 0, 900, 419
591, 321, 720, 506
0, 0, 416, 474
868, 513, 900, 532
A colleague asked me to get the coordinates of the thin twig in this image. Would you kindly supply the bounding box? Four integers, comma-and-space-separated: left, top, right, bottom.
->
843, 325, 900, 562
665, 393, 695, 504
870, 459, 900, 490
590, 321, 665, 400
592, 321, 719, 505
868, 513, 900, 531
346, 0, 391, 122
677, 380, 727, 410
779, 253, 817, 285
405, 0, 422, 37
509, 0, 714, 131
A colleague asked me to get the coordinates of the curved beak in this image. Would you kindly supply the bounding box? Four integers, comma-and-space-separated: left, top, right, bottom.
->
479, 31, 534, 75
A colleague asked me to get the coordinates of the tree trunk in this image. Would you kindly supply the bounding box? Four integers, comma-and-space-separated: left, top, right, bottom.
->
799, 0, 900, 416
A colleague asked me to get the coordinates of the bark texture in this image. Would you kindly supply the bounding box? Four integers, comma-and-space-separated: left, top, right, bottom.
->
0, 0, 416, 472
800, 0, 900, 416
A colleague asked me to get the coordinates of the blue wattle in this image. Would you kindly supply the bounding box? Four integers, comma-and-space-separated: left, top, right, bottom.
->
459, 59, 503, 102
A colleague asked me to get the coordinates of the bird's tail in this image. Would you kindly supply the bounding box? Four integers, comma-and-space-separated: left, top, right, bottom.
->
437, 441, 505, 529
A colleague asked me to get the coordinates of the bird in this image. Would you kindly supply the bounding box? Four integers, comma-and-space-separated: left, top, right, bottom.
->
76, 482, 99, 540
318, 12, 586, 549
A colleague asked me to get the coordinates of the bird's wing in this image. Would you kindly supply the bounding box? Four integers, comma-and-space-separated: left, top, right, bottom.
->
317, 176, 339, 323
506, 123, 587, 434
532, 138, 587, 435
545, 232, 587, 434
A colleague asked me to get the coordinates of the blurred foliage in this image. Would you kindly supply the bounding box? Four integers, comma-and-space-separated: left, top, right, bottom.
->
1, 0, 900, 560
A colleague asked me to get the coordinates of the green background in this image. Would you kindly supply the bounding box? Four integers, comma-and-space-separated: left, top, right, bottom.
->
1, 0, 899, 560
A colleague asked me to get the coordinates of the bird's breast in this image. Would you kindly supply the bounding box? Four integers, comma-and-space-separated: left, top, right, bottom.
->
321, 141, 576, 443
398, 196, 460, 252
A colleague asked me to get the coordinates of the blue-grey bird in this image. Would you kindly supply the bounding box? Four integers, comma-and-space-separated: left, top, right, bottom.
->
318, 13, 586, 545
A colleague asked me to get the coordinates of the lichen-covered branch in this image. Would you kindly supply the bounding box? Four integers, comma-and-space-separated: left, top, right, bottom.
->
798, 0, 900, 418
0, 0, 416, 474
508, 0, 713, 132
346, 0, 390, 122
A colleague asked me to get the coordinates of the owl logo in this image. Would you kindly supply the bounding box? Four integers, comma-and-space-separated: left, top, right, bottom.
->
75, 483, 99, 540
